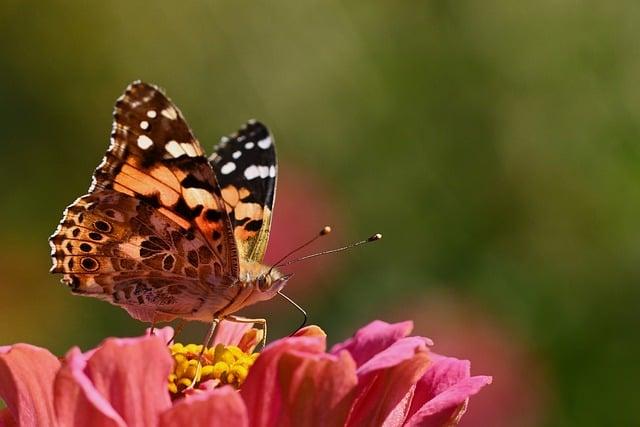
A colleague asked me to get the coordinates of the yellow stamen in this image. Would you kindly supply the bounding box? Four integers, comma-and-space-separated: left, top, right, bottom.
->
167, 341, 259, 396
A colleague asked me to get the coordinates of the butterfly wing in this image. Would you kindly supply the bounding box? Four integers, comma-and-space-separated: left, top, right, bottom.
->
49, 81, 239, 322
49, 190, 230, 322
209, 121, 277, 263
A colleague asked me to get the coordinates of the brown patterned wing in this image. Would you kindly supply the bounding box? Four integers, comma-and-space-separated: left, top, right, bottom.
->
49, 191, 238, 322
49, 82, 239, 321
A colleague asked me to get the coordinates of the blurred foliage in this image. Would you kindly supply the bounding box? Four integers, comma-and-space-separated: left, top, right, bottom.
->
1, 1, 640, 425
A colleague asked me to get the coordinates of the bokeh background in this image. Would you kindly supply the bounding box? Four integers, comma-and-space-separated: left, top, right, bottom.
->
1, 1, 639, 425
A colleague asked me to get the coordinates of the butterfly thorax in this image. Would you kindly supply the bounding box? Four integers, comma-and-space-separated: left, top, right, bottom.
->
238, 259, 275, 281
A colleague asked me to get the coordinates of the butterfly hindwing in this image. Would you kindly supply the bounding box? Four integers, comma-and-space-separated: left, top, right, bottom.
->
209, 120, 277, 263
49, 190, 226, 322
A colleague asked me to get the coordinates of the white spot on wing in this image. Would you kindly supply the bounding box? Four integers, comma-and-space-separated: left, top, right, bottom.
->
147, 110, 157, 118
137, 135, 153, 150
165, 140, 183, 157
140, 120, 149, 130
257, 136, 272, 149
258, 166, 270, 178
181, 143, 197, 157
232, 151, 242, 159
269, 165, 276, 177
244, 165, 259, 180
244, 142, 254, 149
221, 162, 236, 175
161, 107, 178, 120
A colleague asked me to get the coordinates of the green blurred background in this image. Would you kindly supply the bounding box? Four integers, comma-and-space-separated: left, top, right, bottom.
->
1, 1, 639, 425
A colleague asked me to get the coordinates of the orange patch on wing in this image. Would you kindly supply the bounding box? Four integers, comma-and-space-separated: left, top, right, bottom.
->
149, 166, 181, 191
221, 186, 239, 212
238, 187, 251, 199
112, 183, 135, 196
183, 187, 216, 208
234, 227, 257, 243
234, 202, 263, 221
117, 164, 180, 206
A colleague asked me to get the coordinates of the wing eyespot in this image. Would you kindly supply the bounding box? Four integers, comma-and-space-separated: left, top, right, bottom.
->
80, 257, 99, 271
93, 220, 112, 233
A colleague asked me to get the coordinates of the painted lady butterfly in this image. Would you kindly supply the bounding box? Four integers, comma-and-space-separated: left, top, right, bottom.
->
49, 81, 289, 332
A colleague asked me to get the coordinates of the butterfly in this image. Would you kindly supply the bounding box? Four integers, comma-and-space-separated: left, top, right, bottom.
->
49, 81, 291, 336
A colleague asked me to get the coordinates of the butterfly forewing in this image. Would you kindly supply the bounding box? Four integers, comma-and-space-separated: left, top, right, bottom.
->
96, 81, 237, 276
209, 120, 277, 263
50, 82, 241, 321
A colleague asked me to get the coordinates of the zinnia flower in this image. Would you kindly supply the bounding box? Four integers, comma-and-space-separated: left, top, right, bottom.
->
0, 320, 491, 426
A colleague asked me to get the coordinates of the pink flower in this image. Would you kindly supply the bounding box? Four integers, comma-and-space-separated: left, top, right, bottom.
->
0, 320, 491, 427
387, 294, 548, 426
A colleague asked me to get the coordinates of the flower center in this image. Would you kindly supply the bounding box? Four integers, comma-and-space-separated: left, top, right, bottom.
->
167, 342, 259, 396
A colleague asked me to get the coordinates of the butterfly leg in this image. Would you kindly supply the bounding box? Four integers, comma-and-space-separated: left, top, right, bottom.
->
226, 315, 268, 350
166, 319, 187, 345
148, 311, 159, 336
186, 317, 220, 391
201, 317, 221, 351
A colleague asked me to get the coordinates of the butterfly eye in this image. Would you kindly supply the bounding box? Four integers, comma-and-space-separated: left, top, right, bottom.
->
257, 275, 270, 291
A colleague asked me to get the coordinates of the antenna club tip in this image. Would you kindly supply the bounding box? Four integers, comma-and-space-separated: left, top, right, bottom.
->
368, 233, 383, 242
320, 226, 332, 236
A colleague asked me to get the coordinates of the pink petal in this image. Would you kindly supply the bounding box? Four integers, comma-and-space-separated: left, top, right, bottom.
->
213, 320, 253, 347
54, 347, 126, 427
405, 355, 470, 417
331, 320, 420, 366
236, 329, 262, 353
55, 335, 173, 427
85, 336, 173, 426
0, 344, 60, 427
276, 349, 358, 426
381, 388, 415, 427
158, 386, 248, 427
346, 337, 431, 427
293, 325, 326, 338
356, 337, 429, 377
404, 356, 492, 427
241, 336, 326, 427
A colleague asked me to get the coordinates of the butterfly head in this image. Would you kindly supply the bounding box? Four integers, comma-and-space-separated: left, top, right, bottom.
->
239, 261, 293, 302
256, 270, 293, 294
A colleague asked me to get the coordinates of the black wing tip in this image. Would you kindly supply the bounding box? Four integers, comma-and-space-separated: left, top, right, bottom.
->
213, 119, 273, 152
243, 120, 271, 140
240, 119, 270, 137
245, 118, 266, 127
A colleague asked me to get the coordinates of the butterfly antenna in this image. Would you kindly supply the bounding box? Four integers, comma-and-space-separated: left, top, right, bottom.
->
276, 233, 382, 269
267, 226, 332, 276
278, 291, 308, 335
